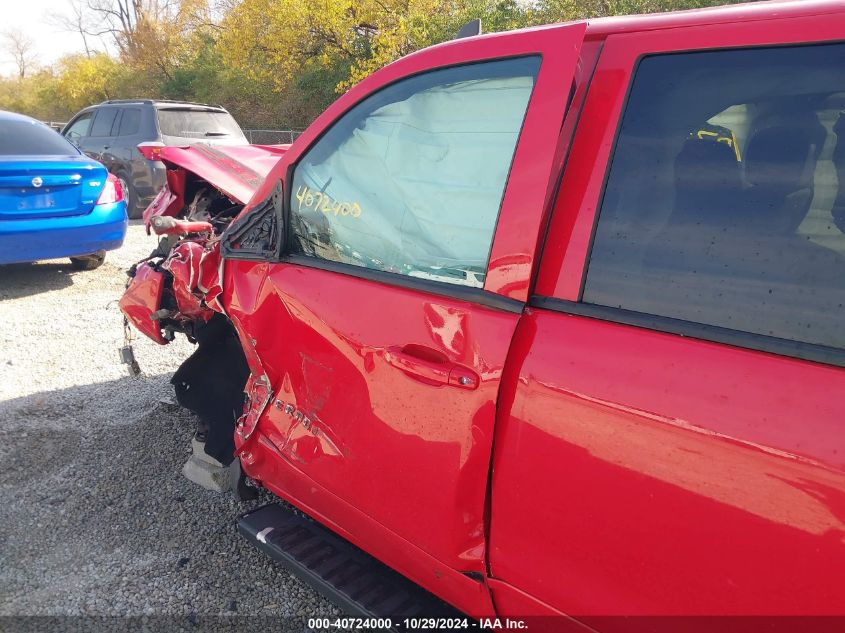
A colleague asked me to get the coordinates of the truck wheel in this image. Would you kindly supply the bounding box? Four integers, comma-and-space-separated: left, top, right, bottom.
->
69, 250, 106, 271
116, 172, 141, 219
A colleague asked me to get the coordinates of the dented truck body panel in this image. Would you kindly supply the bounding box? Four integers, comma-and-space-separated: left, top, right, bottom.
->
119, 263, 167, 345
119, 1, 845, 625
218, 20, 588, 617
143, 143, 288, 207
226, 262, 515, 570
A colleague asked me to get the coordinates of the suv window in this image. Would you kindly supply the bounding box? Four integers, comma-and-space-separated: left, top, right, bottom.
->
64, 113, 93, 140
157, 108, 243, 140
583, 43, 845, 350
90, 108, 119, 137
289, 57, 540, 288
117, 108, 141, 136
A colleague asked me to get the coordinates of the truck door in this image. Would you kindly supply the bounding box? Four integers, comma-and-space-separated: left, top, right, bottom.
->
489, 9, 845, 619
222, 24, 585, 614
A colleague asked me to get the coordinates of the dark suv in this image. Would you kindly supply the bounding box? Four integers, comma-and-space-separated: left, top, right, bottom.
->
62, 100, 248, 218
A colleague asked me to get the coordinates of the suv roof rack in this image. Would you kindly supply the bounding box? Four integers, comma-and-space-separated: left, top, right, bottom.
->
100, 99, 226, 109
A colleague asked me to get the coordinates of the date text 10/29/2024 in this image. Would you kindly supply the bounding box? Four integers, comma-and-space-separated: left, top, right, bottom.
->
307, 618, 529, 630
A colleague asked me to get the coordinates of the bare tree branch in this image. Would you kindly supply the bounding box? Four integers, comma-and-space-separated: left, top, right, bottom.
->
47, 0, 97, 57
2, 28, 37, 78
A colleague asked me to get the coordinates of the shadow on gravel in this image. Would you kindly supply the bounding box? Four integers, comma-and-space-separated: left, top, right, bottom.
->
0, 376, 338, 618
0, 262, 77, 301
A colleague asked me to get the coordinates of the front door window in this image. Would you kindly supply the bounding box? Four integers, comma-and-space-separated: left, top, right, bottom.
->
290, 57, 540, 288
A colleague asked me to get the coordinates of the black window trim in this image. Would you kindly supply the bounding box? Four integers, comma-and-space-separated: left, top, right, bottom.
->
112, 109, 124, 137
565, 39, 845, 369
281, 253, 524, 314
279, 53, 545, 316
220, 169, 523, 313
576, 50, 641, 302
530, 295, 845, 369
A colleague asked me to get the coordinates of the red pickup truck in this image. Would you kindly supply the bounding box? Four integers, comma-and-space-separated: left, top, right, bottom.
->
120, 0, 845, 626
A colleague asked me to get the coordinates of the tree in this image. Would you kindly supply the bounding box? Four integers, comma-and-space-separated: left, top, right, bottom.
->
2, 29, 37, 79
218, 0, 521, 95
218, 0, 758, 99
53, 52, 123, 111
48, 0, 99, 58
72, 0, 210, 81
0, 0, 763, 128
534, 0, 757, 21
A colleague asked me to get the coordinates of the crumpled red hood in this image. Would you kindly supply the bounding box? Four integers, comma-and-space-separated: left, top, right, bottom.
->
149, 143, 289, 204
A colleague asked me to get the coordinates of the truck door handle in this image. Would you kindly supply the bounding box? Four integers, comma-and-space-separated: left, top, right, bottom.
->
383, 345, 479, 390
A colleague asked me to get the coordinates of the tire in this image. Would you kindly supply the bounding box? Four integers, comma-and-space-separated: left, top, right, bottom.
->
116, 171, 140, 219
69, 250, 106, 271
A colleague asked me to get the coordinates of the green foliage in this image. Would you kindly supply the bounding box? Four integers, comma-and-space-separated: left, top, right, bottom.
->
0, 0, 759, 128
160, 34, 224, 102
53, 53, 125, 112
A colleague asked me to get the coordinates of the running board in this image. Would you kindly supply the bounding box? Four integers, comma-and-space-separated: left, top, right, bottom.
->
238, 504, 465, 621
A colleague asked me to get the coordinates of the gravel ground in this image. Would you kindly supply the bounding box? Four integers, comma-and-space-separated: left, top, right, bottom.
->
0, 221, 338, 628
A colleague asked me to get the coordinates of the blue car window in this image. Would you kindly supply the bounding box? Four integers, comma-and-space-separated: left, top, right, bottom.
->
0, 120, 78, 155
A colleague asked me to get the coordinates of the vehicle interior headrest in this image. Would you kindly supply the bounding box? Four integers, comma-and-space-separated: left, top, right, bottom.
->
744, 119, 824, 191
675, 138, 741, 190
670, 137, 742, 225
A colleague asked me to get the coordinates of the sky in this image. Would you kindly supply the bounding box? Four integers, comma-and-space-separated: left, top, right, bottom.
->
0, 0, 99, 77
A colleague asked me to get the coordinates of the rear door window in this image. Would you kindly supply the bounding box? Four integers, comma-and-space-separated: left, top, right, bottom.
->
583, 43, 845, 350
117, 108, 141, 136
90, 108, 119, 137
289, 57, 540, 288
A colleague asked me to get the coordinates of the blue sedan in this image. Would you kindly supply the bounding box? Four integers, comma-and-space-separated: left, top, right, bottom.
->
0, 111, 127, 270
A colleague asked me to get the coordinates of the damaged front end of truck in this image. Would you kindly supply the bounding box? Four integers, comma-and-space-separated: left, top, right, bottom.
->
118, 142, 287, 494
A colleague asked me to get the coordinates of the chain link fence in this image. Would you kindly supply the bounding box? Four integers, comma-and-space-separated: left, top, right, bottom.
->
243, 129, 304, 145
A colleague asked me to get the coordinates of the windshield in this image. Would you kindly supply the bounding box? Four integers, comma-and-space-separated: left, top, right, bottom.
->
0, 119, 78, 156
157, 109, 245, 140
